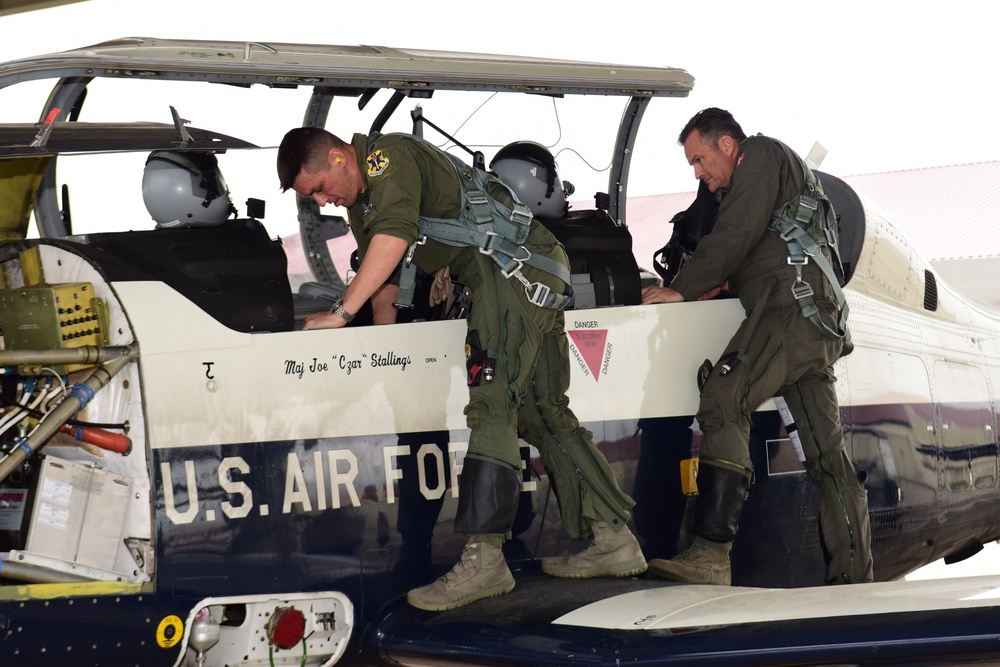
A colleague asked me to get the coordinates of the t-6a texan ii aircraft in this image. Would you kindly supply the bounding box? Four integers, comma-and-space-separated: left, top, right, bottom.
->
0, 37, 998, 667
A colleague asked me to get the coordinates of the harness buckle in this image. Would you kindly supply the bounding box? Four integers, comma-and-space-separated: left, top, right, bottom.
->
509, 206, 533, 227
791, 280, 814, 300
404, 235, 426, 266
500, 261, 550, 307
795, 195, 818, 225
526, 282, 552, 307
467, 190, 490, 207
495, 244, 532, 270
479, 231, 500, 256
501, 258, 526, 281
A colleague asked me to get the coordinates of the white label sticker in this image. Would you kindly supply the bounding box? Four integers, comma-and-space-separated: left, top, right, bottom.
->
37, 502, 69, 532
40, 476, 72, 506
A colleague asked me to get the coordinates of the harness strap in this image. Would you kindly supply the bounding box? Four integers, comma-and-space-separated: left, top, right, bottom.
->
394, 235, 426, 310
394, 143, 573, 311
768, 163, 852, 353
774, 217, 850, 340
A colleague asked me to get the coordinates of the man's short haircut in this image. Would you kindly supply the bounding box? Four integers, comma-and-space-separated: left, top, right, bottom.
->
678, 108, 747, 147
276, 127, 348, 192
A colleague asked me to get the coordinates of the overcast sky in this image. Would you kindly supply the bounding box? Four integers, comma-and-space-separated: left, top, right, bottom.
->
2, 0, 998, 576
1, 0, 998, 198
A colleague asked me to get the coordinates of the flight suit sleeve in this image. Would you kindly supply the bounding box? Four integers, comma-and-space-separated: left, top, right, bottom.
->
669, 139, 783, 301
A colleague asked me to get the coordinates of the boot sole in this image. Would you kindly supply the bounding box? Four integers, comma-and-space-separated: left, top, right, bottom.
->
542, 557, 648, 579
407, 577, 515, 612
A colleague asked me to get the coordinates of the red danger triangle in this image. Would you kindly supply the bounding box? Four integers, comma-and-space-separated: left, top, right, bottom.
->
568, 329, 607, 381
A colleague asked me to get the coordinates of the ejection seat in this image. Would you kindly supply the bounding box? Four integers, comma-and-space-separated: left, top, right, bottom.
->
78, 218, 295, 333
538, 207, 642, 309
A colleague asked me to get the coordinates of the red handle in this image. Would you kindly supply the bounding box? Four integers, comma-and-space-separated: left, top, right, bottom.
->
59, 425, 131, 454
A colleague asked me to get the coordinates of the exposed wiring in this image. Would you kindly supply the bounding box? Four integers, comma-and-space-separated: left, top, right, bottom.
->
38, 367, 67, 395
432, 92, 498, 152
267, 636, 308, 667
0, 407, 26, 438
434, 94, 615, 178
38, 367, 68, 410
11, 379, 62, 442
553, 145, 613, 174
0, 380, 34, 438
544, 98, 614, 172
0, 393, 128, 430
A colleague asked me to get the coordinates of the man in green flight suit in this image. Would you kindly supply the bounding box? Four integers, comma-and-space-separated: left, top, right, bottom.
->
276, 127, 645, 611
641, 108, 873, 586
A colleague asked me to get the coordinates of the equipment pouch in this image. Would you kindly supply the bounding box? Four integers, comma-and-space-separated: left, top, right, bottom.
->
697, 358, 714, 394
466, 330, 492, 386
681, 457, 699, 496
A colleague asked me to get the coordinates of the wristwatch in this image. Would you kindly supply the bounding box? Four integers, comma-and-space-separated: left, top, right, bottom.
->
330, 299, 355, 323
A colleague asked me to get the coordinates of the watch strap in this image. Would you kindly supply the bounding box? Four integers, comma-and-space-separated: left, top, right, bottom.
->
331, 299, 355, 323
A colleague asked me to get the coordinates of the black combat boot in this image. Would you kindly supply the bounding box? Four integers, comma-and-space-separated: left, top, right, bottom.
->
647, 463, 750, 585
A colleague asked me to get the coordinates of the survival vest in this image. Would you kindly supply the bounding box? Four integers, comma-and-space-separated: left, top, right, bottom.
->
392, 139, 573, 311
769, 155, 853, 355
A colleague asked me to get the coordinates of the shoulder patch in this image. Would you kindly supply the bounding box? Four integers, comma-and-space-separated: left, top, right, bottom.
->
367, 149, 390, 177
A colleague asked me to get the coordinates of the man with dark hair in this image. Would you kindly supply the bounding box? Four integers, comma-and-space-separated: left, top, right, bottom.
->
277, 127, 645, 611
641, 108, 872, 586
677, 106, 749, 150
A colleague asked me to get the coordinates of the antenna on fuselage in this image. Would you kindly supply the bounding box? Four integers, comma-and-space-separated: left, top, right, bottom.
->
806, 141, 828, 170
169, 105, 192, 147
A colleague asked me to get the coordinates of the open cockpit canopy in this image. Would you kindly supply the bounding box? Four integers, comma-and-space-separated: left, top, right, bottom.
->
0, 37, 693, 285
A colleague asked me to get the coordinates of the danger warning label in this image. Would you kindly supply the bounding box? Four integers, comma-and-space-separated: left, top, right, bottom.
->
567, 329, 608, 381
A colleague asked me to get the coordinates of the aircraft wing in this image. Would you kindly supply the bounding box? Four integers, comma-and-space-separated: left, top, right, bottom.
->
373, 573, 1000, 666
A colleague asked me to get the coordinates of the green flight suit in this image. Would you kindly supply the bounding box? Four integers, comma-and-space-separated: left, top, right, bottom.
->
670, 134, 873, 584
346, 132, 634, 539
